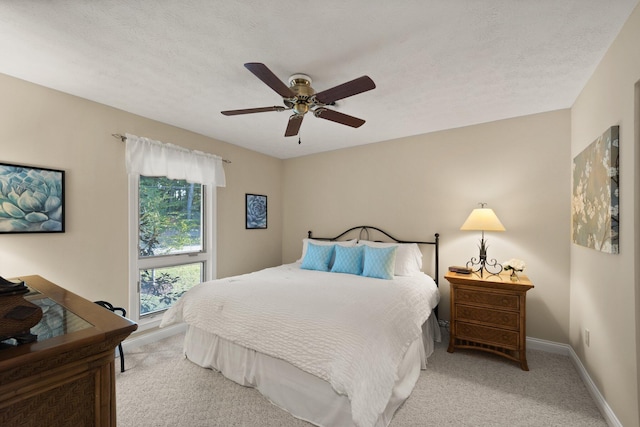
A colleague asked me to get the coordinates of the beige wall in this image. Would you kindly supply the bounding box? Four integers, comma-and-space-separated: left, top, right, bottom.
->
0, 73, 283, 311
283, 109, 571, 343
570, 4, 640, 427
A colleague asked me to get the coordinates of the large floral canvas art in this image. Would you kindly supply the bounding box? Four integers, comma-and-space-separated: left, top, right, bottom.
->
0, 163, 65, 233
572, 126, 619, 253
245, 193, 267, 229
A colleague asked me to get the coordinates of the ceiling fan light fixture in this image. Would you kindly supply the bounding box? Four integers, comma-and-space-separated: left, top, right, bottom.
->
293, 103, 309, 115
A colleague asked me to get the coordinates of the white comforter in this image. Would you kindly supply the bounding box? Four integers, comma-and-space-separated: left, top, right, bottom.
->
161, 263, 439, 427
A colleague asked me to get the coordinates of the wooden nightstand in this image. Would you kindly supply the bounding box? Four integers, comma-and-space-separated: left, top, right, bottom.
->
445, 270, 534, 370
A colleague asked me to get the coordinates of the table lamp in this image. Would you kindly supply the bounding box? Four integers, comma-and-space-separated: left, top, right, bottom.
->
460, 202, 505, 277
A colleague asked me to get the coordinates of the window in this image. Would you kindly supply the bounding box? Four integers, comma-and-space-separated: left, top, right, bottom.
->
129, 175, 215, 329
124, 133, 223, 330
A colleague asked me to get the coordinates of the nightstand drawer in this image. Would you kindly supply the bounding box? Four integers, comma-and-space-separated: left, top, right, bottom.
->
456, 321, 519, 349
455, 304, 519, 329
456, 288, 519, 310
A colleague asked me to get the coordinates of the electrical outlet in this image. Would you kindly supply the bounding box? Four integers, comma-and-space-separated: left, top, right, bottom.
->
584, 329, 590, 347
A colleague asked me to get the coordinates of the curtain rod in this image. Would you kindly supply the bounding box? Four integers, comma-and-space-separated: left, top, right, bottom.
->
112, 133, 231, 164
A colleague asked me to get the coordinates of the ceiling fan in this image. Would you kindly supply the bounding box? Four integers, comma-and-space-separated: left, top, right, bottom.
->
221, 63, 376, 138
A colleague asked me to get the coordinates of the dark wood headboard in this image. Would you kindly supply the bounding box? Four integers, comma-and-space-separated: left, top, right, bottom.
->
307, 225, 440, 285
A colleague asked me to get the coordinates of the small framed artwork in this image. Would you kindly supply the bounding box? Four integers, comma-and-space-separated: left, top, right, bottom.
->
0, 162, 65, 233
245, 193, 267, 229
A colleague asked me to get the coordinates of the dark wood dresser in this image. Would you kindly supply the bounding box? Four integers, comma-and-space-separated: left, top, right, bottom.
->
445, 271, 534, 370
0, 275, 137, 426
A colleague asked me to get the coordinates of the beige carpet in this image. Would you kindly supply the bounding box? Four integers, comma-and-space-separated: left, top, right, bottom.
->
116, 332, 607, 426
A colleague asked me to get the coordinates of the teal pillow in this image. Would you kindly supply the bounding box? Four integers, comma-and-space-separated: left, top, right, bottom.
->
331, 245, 364, 275
362, 245, 398, 280
300, 243, 335, 271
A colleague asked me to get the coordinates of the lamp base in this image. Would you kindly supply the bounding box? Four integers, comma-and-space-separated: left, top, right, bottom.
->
465, 262, 503, 278
466, 237, 503, 278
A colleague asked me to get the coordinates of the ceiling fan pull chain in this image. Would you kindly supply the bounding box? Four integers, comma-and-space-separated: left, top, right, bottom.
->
298, 137, 301, 145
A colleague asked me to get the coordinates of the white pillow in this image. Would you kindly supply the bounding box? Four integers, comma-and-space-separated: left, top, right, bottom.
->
297, 238, 356, 263
357, 241, 423, 276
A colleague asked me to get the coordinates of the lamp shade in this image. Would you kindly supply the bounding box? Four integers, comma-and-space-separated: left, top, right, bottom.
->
460, 208, 506, 231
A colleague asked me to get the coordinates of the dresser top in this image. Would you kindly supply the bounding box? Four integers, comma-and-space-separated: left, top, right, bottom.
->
1, 275, 137, 367
445, 270, 534, 290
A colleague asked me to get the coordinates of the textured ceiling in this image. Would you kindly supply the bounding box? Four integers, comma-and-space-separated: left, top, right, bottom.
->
0, 1, 637, 159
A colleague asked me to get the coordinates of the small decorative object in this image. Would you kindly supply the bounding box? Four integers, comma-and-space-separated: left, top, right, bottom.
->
572, 125, 619, 254
502, 259, 526, 282
245, 193, 267, 229
0, 276, 43, 344
448, 265, 472, 274
0, 276, 27, 294
460, 202, 506, 277
0, 163, 65, 233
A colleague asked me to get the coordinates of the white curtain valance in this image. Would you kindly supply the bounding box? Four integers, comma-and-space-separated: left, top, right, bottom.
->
125, 133, 226, 187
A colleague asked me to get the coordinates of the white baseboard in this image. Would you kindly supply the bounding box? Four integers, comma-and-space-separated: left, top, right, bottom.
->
121, 323, 187, 353
567, 346, 622, 427
526, 336, 571, 355
527, 336, 622, 427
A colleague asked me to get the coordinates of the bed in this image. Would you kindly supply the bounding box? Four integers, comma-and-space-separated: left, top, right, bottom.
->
160, 226, 440, 427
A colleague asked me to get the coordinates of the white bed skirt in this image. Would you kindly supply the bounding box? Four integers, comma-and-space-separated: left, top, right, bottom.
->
183, 314, 441, 427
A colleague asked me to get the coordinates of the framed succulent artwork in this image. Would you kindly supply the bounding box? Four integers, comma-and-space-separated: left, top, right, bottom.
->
245, 193, 267, 229
571, 126, 619, 253
0, 163, 65, 233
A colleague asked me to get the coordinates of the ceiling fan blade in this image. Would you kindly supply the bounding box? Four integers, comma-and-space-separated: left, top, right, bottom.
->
314, 76, 376, 104
314, 108, 365, 128
244, 63, 296, 98
284, 114, 304, 137
221, 106, 286, 116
